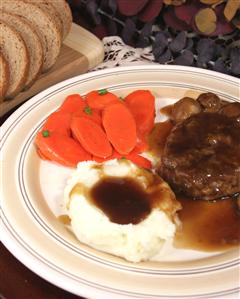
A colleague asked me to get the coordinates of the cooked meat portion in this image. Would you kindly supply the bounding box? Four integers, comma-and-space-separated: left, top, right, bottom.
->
171, 97, 201, 123
196, 92, 227, 113
220, 102, 240, 123
160, 112, 240, 200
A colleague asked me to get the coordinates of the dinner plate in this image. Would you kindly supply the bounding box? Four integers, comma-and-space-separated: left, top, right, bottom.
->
1, 65, 239, 299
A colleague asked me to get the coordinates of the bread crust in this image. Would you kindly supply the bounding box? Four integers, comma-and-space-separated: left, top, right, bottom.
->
2, 0, 62, 72
49, 0, 72, 39
0, 21, 29, 99
0, 11, 44, 89
0, 53, 10, 102
25, 0, 64, 40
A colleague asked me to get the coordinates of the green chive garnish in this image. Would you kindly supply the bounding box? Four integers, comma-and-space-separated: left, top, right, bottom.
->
119, 96, 124, 101
42, 130, 50, 137
98, 88, 108, 95
84, 106, 92, 115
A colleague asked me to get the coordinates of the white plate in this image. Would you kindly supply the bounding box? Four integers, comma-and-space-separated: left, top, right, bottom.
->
1, 66, 239, 299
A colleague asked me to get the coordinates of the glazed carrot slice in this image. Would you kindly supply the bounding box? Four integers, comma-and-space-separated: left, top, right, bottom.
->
42, 111, 72, 136
85, 90, 120, 110
125, 154, 152, 169
125, 90, 155, 135
71, 116, 112, 158
73, 106, 102, 126
59, 94, 85, 114
135, 134, 149, 153
36, 148, 50, 160
93, 151, 151, 169
92, 149, 122, 163
102, 103, 137, 155
35, 131, 91, 167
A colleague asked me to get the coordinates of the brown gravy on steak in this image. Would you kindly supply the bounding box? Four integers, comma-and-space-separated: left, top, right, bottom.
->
162, 112, 240, 199
148, 120, 240, 251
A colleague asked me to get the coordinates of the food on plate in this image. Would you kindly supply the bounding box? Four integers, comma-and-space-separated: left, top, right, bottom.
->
35, 130, 91, 167
64, 159, 181, 262
59, 94, 86, 114
71, 116, 113, 158
170, 97, 201, 123
102, 103, 137, 155
36, 88, 239, 257
35, 89, 154, 169
219, 102, 240, 121
159, 92, 240, 200
174, 194, 240, 251
0, 21, 29, 99
196, 92, 227, 113
152, 92, 240, 251
125, 90, 155, 136
0, 0, 72, 100
85, 90, 120, 110
160, 112, 240, 200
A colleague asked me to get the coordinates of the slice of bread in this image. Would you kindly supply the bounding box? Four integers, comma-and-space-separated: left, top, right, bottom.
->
2, 0, 62, 72
0, 21, 29, 99
48, 0, 72, 39
25, 0, 64, 40
0, 11, 43, 89
0, 53, 10, 102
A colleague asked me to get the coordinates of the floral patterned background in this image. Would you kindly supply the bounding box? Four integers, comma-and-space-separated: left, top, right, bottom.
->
67, 0, 240, 77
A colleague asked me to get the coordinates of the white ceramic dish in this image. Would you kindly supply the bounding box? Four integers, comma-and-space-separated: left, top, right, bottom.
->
1, 66, 239, 299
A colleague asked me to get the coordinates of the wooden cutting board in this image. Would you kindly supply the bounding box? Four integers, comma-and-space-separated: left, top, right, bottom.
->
0, 23, 104, 117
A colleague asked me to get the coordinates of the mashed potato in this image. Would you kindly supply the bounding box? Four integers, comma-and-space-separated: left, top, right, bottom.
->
64, 159, 181, 262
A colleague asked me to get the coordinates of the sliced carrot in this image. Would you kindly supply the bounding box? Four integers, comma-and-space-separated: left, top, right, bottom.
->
85, 90, 120, 110
125, 90, 155, 135
36, 148, 50, 160
59, 94, 85, 114
36, 90, 155, 168
73, 106, 102, 126
102, 102, 137, 155
35, 131, 91, 167
71, 116, 112, 158
135, 134, 149, 153
93, 150, 151, 169
92, 149, 122, 163
42, 111, 72, 136
125, 154, 152, 169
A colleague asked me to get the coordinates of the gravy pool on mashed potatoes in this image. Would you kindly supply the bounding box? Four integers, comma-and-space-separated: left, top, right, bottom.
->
64, 159, 181, 262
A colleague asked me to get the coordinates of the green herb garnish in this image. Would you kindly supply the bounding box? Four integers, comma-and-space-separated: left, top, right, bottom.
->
84, 106, 92, 115
119, 96, 124, 101
42, 130, 50, 137
98, 88, 108, 95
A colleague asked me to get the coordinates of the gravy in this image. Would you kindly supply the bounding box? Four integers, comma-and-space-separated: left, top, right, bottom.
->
149, 120, 240, 251
175, 196, 240, 251
160, 104, 173, 118
148, 120, 173, 156
90, 176, 151, 225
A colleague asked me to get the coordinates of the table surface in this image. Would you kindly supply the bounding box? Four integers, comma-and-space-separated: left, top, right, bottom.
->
0, 243, 85, 299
